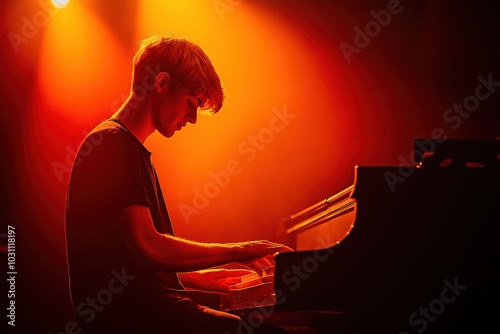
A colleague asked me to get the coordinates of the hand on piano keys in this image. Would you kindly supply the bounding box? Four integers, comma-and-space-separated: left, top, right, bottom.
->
218, 255, 280, 311
184, 244, 294, 311
180, 268, 256, 293
227, 266, 275, 290
184, 255, 287, 311
234, 240, 294, 262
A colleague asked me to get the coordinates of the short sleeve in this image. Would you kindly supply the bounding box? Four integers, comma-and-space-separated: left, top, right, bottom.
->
67, 128, 150, 215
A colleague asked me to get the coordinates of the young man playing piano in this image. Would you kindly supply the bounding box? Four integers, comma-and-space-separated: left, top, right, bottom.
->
65, 35, 291, 334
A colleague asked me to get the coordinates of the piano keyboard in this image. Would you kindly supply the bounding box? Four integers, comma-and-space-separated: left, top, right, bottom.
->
220, 266, 275, 311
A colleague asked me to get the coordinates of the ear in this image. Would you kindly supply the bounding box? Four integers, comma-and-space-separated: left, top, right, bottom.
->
155, 72, 170, 93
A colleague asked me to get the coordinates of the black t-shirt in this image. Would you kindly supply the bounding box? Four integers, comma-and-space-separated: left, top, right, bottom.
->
65, 119, 184, 324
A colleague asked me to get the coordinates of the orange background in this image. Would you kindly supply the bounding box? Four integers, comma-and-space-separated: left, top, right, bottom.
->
1, 0, 498, 332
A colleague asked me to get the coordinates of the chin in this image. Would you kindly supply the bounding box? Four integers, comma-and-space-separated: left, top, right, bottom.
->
156, 128, 175, 138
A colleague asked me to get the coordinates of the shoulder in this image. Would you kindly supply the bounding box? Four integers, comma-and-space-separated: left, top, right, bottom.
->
81, 120, 142, 155
87, 120, 129, 145
73, 120, 147, 171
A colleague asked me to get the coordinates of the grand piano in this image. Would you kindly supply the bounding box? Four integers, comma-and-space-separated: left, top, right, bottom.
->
194, 139, 500, 333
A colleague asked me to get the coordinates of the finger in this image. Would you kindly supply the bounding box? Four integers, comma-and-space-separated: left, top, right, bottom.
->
217, 277, 242, 286
263, 241, 294, 252
211, 283, 230, 293
278, 245, 295, 252
248, 256, 275, 270
213, 269, 255, 280
231, 269, 256, 274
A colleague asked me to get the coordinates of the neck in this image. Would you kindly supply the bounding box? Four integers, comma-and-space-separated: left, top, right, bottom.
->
112, 93, 154, 144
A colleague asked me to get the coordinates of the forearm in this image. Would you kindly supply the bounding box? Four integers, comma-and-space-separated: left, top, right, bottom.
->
144, 234, 290, 273
120, 205, 291, 273
144, 233, 245, 272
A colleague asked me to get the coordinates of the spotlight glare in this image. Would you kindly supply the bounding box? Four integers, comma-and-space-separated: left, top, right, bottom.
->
51, 0, 70, 9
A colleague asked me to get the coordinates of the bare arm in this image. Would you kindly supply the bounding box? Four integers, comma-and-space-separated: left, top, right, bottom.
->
119, 205, 291, 272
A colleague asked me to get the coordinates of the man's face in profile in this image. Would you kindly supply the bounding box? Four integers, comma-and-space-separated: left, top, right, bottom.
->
151, 87, 206, 138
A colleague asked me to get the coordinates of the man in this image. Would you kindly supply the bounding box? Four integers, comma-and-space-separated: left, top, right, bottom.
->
65, 35, 291, 333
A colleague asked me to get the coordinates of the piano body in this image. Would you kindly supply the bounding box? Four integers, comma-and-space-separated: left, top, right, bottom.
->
193, 139, 500, 333
272, 138, 500, 333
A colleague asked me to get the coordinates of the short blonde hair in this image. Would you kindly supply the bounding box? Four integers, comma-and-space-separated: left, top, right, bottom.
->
131, 35, 224, 113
